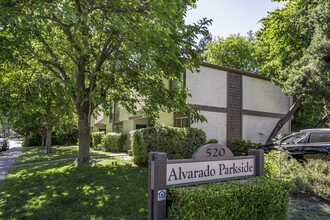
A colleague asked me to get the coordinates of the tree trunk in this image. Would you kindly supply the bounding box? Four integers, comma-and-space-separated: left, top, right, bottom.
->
45, 128, 52, 154
41, 135, 45, 147
265, 96, 303, 144
76, 103, 91, 164
314, 114, 329, 128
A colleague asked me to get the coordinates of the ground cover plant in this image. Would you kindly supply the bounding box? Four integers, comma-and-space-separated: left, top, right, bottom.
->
288, 193, 330, 220
0, 157, 148, 219
291, 159, 330, 200
14, 145, 112, 165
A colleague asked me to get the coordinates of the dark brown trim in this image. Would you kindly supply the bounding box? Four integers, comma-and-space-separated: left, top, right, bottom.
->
190, 104, 227, 113
242, 109, 286, 118
201, 62, 270, 81
226, 72, 243, 147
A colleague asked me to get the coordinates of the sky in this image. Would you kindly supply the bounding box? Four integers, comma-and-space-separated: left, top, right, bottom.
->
185, 0, 285, 38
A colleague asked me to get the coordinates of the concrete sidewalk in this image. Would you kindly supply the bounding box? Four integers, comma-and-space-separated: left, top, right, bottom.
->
12, 153, 128, 167
0, 140, 23, 185
0, 141, 128, 185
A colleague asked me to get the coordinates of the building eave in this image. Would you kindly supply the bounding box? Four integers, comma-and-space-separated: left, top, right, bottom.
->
200, 62, 271, 81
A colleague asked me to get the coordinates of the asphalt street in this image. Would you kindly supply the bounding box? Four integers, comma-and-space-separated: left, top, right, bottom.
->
0, 140, 23, 185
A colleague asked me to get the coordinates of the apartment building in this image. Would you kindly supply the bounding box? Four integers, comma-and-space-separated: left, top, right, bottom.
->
91, 62, 292, 147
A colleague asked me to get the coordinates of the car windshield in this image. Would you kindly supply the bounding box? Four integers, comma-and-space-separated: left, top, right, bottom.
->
281, 133, 307, 145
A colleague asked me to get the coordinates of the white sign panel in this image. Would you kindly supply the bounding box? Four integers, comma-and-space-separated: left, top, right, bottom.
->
166, 158, 254, 186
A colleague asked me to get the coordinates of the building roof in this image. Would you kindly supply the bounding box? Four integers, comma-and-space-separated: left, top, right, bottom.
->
200, 62, 270, 81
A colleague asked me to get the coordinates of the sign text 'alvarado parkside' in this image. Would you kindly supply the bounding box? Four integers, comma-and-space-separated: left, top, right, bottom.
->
166, 158, 254, 186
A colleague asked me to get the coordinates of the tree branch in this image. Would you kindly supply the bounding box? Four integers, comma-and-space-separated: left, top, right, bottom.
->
34, 24, 68, 80
314, 113, 329, 128
265, 96, 303, 144
27, 41, 64, 81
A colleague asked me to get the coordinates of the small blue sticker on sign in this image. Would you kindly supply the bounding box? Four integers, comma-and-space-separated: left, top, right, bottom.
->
158, 190, 166, 201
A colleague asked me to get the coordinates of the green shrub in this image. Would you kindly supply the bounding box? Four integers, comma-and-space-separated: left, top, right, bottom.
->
52, 128, 78, 146
22, 133, 42, 147
102, 132, 127, 152
292, 159, 330, 200
91, 132, 104, 149
131, 126, 206, 166
231, 139, 260, 156
264, 150, 302, 179
167, 177, 292, 220
206, 139, 218, 144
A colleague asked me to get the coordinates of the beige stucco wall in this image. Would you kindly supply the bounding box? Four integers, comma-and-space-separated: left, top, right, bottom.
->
119, 108, 130, 121
91, 126, 98, 132
186, 66, 227, 108
106, 123, 113, 133
123, 120, 134, 134
93, 111, 104, 124
242, 115, 290, 144
159, 112, 174, 127
191, 111, 227, 145
242, 76, 290, 114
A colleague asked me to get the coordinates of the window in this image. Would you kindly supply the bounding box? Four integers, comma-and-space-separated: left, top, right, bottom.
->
174, 112, 190, 128
281, 133, 307, 145
113, 122, 123, 133
169, 72, 186, 89
309, 133, 330, 143
136, 125, 147, 130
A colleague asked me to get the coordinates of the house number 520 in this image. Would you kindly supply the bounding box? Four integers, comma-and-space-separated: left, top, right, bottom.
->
206, 148, 225, 158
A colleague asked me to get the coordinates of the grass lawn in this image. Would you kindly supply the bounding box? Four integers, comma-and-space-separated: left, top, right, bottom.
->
14, 145, 118, 165
1, 146, 329, 219
0, 157, 148, 219
289, 193, 330, 220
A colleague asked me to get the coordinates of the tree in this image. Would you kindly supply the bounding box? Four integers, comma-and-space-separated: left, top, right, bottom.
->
0, 0, 210, 164
0, 65, 76, 153
198, 33, 212, 51
257, 0, 330, 143
202, 31, 265, 73
24, 74, 75, 153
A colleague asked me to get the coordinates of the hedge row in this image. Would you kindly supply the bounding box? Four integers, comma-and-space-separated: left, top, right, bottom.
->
131, 126, 206, 166
167, 177, 292, 219
102, 133, 127, 152
91, 132, 127, 152
23, 129, 78, 147
91, 132, 104, 149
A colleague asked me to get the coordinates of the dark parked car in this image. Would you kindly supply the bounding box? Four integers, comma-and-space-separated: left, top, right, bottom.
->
257, 129, 330, 161
0, 138, 9, 151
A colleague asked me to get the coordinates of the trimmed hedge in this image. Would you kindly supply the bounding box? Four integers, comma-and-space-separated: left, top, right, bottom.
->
131, 126, 206, 166
23, 129, 78, 147
52, 129, 78, 146
22, 133, 42, 147
102, 132, 127, 152
91, 132, 104, 149
231, 139, 260, 156
167, 177, 292, 220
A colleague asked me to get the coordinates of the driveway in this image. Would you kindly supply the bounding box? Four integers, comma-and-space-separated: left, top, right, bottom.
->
0, 140, 23, 185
